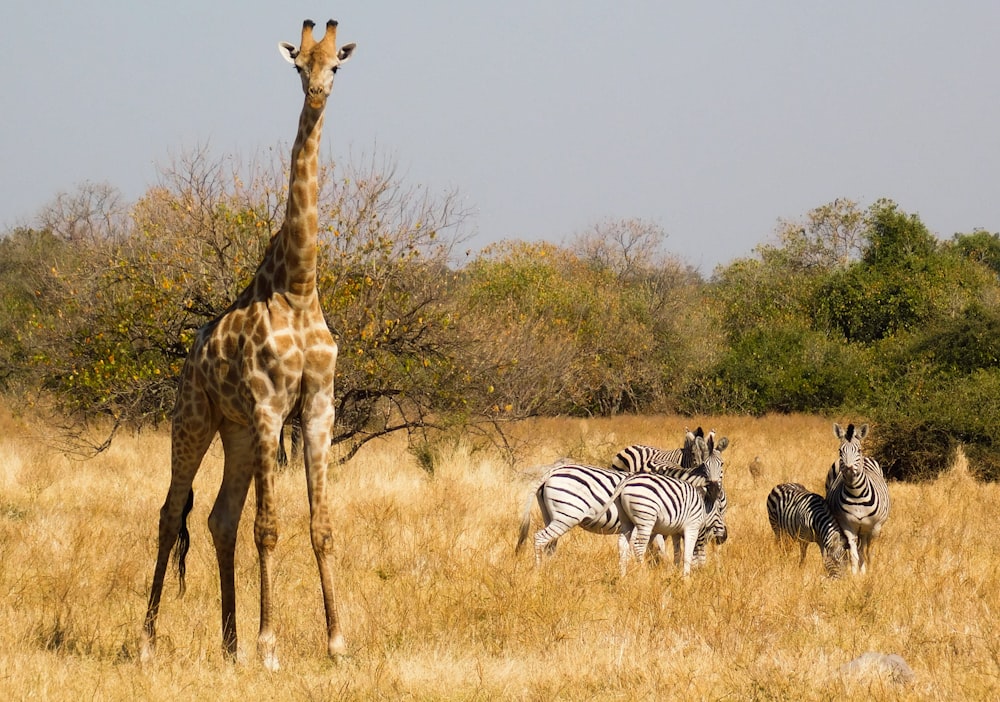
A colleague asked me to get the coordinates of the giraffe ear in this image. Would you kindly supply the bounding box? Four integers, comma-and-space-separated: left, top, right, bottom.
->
338, 43, 357, 63
278, 42, 299, 64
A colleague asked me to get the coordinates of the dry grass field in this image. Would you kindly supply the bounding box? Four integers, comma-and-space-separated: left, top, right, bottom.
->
0, 404, 998, 700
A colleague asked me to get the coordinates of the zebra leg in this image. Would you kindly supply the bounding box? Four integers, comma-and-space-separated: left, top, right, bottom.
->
618, 531, 631, 577
680, 524, 699, 577
672, 534, 682, 568
858, 533, 870, 574
631, 524, 653, 568
533, 525, 564, 566
843, 529, 861, 575
648, 534, 666, 565
798, 541, 810, 566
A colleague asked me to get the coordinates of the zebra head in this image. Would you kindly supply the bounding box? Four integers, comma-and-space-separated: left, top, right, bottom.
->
834, 422, 869, 479
696, 433, 728, 499
822, 528, 849, 579
707, 492, 728, 545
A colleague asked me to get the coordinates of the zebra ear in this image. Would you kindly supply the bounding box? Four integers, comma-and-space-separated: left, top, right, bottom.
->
834, 423, 845, 440
857, 424, 869, 441
715, 437, 729, 452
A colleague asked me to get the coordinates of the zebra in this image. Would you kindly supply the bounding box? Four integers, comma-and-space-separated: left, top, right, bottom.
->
766, 482, 848, 578
516, 463, 637, 566
610, 426, 708, 472
693, 483, 728, 567
614, 432, 730, 566
584, 471, 717, 577
824, 423, 891, 575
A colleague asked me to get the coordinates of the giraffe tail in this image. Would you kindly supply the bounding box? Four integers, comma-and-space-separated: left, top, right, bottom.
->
171, 489, 195, 597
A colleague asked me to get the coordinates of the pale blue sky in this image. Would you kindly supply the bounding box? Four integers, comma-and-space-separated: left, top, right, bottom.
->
2, 2, 998, 272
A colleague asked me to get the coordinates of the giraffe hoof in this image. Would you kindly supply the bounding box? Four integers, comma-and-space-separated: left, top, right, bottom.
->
258, 634, 280, 672
328, 632, 347, 660
138, 634, 155, 666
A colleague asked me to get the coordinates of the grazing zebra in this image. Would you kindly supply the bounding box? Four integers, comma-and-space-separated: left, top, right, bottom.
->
824, 423, 891, 575
694, 484, 728, 567
516, 463, 635, 566
766, 482, 848, 578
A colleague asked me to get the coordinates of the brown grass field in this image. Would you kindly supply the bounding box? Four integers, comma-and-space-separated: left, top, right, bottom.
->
0, 404, 998, 700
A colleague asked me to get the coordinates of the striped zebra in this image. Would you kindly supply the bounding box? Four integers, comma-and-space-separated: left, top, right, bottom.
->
824, 423, 891, 575
614, 432, 730, 564
516, 463, 638, 566
766, 482, 848, 578
693, 484, 728, 567
610, 427, 708, 472
584, 471, 716, 576
612, 432, 728, 495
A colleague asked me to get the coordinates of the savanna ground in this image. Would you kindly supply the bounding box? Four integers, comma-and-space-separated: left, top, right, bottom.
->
0, 404, 997, 701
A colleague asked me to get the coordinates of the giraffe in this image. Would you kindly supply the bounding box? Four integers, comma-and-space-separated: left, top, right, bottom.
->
139, 19, 356, 671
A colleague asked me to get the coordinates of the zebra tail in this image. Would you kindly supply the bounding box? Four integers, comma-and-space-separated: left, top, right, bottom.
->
515, 486, 538, 553
581, 478, 629, 524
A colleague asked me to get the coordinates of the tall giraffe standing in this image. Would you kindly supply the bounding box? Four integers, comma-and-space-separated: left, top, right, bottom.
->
139, 19, 356, 671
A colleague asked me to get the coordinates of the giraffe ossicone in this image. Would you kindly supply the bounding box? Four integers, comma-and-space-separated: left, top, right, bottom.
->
139, 18, 356, 671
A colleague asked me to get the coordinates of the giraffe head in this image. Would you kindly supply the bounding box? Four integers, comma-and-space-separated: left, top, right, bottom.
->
279, 20, 356, 109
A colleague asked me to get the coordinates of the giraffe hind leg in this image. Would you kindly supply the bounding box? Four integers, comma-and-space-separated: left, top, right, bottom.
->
210, 421, 256, 663
140, 411, 216, 664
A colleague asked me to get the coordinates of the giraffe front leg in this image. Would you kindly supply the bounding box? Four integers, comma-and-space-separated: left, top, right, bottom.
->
254, 464, 281, 671
302, 402, 346, 660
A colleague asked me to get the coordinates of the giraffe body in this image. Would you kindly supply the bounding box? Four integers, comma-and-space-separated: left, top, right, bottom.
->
140, 19, 356, 670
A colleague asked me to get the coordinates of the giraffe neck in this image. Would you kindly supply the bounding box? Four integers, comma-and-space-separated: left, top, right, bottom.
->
263, 100, 326, 300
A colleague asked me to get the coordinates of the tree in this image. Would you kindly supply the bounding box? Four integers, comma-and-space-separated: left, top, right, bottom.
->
769, 198, 866, 272
952, 229, 1000, 277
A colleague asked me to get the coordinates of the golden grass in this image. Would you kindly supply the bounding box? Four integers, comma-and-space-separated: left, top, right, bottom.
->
0, 406, 998, 700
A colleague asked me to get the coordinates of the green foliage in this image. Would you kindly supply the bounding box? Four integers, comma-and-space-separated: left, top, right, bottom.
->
952, 229, 1000, 276
684, 324, 869, 415
914, 302, 1000, 374
868, 368, 1000, 481
816, 202, 989, 343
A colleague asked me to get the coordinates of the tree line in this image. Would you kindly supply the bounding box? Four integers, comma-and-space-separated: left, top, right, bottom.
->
2, 150, 1000, 478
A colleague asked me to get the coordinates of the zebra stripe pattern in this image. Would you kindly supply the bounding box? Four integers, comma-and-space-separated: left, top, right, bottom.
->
585, 472, 716, 576
824, 423, 891, 574
612, 431, 729, 565
613, 433, 727, 492
766, 482, 848, 578
689, 483, 728, 568
516, 464, 634, 566
610, 427, 707, 472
